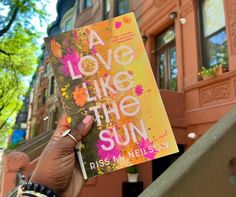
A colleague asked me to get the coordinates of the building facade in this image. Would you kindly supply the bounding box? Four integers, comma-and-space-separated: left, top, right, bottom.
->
1, 0, 236, 196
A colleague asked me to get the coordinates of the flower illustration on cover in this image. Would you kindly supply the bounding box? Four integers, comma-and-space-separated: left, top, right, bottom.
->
96, 133, 121, 161
72, 86, 87, 107
123, 16, 132, 24
50, 38, 62, 58
73, 29, 78, 40
60, 50, 81, 77
91, 46, 97, 55
116, 157, 132, 169
61, 84, 70, 99
134, 84, 144, 96
115, 21, 122, 29
138, 137, 158, 160
67, 117, 72, 124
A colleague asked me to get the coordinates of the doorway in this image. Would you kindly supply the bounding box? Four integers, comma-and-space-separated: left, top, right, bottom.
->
156, 26, 177, 91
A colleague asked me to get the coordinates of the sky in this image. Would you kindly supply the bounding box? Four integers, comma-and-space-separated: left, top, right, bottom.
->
0, 1, 58, 43
36, 1, 58, 43
0, 1, 58, 92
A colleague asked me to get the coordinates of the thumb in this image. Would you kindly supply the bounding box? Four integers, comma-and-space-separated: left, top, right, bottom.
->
58, 115, 94, 151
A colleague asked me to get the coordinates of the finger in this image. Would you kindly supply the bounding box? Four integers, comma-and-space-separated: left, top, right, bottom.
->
52, 113, 70, 141
57, 113, 70, 130
58, 115, 94, 150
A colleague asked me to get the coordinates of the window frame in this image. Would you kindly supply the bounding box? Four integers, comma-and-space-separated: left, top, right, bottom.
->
197, 0, 227, 68
42, 88, 47, 104
156, 41, 177, 90
60, 7, 75, 32
115, 0, 130, 16
155, 25, 177, 91
83, 0, 92, 9
63, 17, 73, 32
103, 0, 110, 20
50, 76, 55, 95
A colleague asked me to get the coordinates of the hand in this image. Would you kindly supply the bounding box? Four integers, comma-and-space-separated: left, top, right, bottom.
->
30, 113, 94, 197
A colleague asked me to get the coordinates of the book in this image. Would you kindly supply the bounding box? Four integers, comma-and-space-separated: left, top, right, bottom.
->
44, 12, 178, 179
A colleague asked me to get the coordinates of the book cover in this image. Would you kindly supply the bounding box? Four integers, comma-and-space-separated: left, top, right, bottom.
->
44, 12, 178, 179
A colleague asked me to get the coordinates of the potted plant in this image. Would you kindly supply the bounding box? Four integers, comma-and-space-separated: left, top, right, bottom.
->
127, 165, 139, 183
199, 66, 216, 80
214, 64, 228, 76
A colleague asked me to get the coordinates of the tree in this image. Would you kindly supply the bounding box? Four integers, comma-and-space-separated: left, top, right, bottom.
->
0, 0, 47, 148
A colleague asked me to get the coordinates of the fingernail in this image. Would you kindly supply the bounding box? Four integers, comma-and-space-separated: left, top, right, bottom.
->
82, 115, 92, 124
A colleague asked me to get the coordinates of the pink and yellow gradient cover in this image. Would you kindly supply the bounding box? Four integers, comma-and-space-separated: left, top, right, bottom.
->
44, 12, 178, 179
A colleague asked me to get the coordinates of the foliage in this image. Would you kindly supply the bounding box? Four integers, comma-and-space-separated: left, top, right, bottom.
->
198, 66, 216, 79
127, 165, 138, 174
198, 63, 229, 80
7, 140, 24, 150
0, 0, 48, 148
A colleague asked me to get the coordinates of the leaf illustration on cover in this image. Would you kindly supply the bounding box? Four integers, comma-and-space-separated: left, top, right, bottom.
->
123, 16, 132, 24
50, 38, 62, 58
116, 157, 132, 169
72, 86, 87, 107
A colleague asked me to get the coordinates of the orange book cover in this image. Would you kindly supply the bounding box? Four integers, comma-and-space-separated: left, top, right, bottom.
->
44, 12, 178, 179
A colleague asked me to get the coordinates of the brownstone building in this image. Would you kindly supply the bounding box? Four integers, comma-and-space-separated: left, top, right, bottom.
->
1, 0, 236, 196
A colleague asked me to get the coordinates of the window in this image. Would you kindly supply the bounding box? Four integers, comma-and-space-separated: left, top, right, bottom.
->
116, 0, 129, 16
83, 0, 92, 9
44, 63, 48, 74
39, 73, 42, 85
156, 26, 177, 91
103, 0, 111, 19
37, 96, 41, 109
198, 0, 228, 67
50, 76, 55, 95
42, 88, 47, 104
63, 18, 73, 32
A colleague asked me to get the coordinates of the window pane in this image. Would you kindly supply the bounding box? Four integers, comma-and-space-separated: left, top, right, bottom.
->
117, 0, 129, 16
157, 26, 175, 49
64, 18, 73, 32
50, 76, 55, 95
103, 0, 110, 19
43, 89, 47, 104
158, 53, 166, 89
170, 47, 177, 91
202, 0, 225, 37
206, 30, 228, 66
44, 63, 48, 74
84, 0, 92, 9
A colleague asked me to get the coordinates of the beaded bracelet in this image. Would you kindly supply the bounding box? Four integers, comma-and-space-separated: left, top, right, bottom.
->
17, 182, 58, 197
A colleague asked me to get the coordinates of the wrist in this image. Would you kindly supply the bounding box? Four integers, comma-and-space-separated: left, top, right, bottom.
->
30, 176, 59, 195
18, 181, 58, 197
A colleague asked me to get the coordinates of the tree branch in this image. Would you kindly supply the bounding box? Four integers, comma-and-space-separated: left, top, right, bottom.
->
8, 57, 20, 89
0, 49, 14, 56
0, 7, 19, 37
0, 102, 19, 130
0, 0, 27, 37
